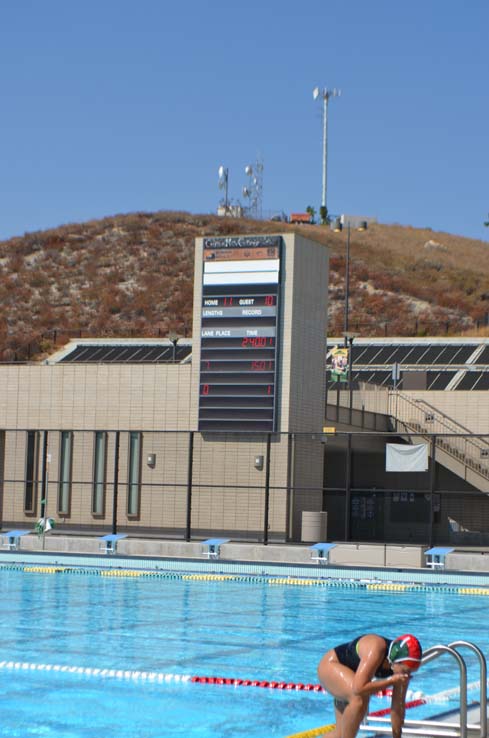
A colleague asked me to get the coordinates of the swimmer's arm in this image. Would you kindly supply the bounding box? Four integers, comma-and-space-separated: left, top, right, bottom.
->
352, 672, 401, 697
390, 679, 409, 738
352, 649, 401, 697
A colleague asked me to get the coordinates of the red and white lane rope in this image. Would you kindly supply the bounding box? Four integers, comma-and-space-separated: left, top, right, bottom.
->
0, 660, 424, 699
0, 660, 323, 690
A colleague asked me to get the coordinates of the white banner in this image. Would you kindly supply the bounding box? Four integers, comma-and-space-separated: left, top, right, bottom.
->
386, 443, 429, 472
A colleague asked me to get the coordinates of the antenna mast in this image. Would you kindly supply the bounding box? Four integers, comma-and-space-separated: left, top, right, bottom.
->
242, 155, 264, 219
218, 165, 229, 214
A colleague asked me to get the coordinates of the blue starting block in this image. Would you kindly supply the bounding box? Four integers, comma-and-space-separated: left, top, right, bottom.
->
1, 530, 31, 551
98, 533, 127, 555
310, 542, 336, 564
424, 546, 454, 570
201, 538, 230, 559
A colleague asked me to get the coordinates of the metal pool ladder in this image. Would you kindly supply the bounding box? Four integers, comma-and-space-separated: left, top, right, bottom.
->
359, 641, 487, 738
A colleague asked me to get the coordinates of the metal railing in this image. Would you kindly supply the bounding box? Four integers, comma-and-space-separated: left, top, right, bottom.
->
389, 392, 489, 483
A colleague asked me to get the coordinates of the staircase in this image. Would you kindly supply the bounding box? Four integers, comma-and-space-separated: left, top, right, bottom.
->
388, 392, 489, 493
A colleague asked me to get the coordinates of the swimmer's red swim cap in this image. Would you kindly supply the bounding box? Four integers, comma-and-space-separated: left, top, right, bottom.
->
388, 634, 422, 670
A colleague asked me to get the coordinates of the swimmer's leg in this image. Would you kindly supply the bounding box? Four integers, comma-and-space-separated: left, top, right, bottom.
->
339, 694, 369, 738
321, 699, 348, 738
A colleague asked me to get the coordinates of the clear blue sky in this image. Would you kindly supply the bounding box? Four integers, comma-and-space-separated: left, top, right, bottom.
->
1, 0, 488, 242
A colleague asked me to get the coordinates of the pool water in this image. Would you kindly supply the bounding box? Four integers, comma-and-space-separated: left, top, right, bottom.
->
0, 569, 487, 737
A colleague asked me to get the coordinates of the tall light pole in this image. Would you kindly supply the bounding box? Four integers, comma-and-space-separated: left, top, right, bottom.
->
333, 217, 367, 338
313, 86, 341, 221
335, 217, 367, 424
342, 331, 358, 424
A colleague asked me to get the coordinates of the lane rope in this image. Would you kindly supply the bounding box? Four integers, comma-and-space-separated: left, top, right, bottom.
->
0, 661, 341, 692
283, 725, 335, 738
2, 563, 489, 596
0, 660, 422, 699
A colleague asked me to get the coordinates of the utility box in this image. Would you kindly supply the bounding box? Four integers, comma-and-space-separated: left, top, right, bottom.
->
301, 511, 327, 542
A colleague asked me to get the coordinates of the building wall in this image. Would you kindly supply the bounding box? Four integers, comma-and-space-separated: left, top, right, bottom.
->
281, 233, 330, 537
0, 363, 193, 430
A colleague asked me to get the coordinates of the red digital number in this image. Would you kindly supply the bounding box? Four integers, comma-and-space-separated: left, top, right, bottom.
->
202, 384, 210, 395
241, 337, 275, 348
264, 295, 275, 306
251, 360, 274, 371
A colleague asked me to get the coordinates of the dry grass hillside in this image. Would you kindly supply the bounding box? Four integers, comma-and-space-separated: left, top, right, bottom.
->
0, 211, 488, 361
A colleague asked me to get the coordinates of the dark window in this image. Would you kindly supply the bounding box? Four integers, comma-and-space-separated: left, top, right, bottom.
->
92, 432, 107, 516
58, 431, 73, 515
127, 432, 142, 516
25, 431, 39, 513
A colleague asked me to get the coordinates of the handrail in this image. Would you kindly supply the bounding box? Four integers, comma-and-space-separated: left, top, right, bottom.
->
412, 399, 478, 437
421, 645, 468, 738
390, 391, 489, 443
388, 391, 489, 481
448, 641, 487, 738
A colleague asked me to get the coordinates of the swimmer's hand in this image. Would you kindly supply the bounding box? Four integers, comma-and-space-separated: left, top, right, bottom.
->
391, 672, 410, 686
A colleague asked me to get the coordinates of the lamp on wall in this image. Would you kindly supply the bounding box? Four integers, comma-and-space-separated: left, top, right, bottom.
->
168, 332, 179, 363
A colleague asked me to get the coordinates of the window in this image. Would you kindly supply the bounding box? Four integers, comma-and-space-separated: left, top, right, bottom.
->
127, 431, 142, 516
58, 431, 73, 515
92, 432, 107, 516
25, 431, 39, 513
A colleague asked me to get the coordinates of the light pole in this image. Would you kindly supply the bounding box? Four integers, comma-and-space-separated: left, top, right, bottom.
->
313, 86, 341, 221
342, 331, 358, 424
333, 217, 367, 336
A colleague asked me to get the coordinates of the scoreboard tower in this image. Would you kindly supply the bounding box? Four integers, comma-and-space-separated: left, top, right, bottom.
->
198, 235, 282, 432
191, 232, 330, 541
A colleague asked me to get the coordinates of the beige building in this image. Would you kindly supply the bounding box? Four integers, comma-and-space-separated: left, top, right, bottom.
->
0, 233, 331, 542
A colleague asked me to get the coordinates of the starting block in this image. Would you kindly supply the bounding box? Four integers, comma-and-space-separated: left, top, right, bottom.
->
98, 533, 127, 555
1, 530, 31, 551
310, 542, 336, 564
424, 546, 454, 570
201, 538, 230, 559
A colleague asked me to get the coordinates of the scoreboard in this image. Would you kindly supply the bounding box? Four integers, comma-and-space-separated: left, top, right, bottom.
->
198, 235, 283, 432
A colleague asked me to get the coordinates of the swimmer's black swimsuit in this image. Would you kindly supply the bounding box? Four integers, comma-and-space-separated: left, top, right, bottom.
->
334, 635, 393, 678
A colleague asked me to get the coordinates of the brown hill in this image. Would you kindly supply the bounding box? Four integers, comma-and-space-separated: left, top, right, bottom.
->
0, 211, 488, 361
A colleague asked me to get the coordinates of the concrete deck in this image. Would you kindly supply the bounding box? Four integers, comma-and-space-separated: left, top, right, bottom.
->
2, 534, 489, 584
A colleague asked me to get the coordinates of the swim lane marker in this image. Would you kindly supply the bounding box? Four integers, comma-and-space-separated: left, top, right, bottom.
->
0, 660, 429, 698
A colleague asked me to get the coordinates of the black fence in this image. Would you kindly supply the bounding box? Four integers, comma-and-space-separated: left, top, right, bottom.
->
1, 428, 489, 547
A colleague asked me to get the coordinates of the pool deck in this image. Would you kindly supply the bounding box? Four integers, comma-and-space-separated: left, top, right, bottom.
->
1, 533, 489, 587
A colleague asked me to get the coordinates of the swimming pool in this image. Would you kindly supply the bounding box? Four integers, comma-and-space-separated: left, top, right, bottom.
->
0, 566, 487, 737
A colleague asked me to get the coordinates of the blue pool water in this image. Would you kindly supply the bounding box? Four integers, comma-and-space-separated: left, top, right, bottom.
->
0, 569, 487, 737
